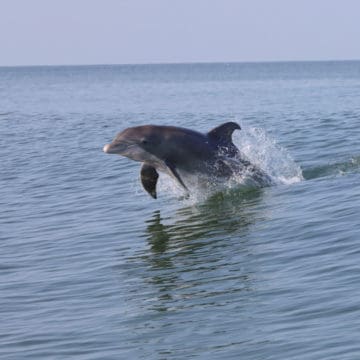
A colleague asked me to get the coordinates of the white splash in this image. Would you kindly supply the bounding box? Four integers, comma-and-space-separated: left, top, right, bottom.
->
234, 127, 303, 185
156, 126, 303, 202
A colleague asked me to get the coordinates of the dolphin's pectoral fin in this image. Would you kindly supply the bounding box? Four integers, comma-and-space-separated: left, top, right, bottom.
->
140, 164, 159, 199
164, 160, 189, 192
207, 122, 241, 144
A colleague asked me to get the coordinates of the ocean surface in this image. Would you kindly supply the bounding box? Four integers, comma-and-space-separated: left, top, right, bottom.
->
1, 61, 360, 359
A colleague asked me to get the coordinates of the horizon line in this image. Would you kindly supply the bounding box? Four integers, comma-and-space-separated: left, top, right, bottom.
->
0, 58, 359, 68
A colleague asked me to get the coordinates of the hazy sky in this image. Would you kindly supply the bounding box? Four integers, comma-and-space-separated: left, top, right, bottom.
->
1, 0, 360, 66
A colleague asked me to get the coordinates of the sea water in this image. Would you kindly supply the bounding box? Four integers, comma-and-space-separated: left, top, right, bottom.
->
1, 61, 360, 359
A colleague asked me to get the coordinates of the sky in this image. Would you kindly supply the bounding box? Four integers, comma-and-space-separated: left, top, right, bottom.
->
1, 0, 360, 66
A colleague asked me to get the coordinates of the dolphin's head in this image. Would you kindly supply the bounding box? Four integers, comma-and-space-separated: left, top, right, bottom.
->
103, 125, 163, 162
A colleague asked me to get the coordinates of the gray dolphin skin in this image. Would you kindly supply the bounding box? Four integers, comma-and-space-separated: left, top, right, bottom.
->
103, 122, 272, 199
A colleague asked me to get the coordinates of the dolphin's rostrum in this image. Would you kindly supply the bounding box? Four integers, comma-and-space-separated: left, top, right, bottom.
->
103, 122, 272, 198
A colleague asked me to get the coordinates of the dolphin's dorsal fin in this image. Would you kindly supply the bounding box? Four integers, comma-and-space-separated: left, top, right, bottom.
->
140, 164, 159, 199
207, 122, 241, 144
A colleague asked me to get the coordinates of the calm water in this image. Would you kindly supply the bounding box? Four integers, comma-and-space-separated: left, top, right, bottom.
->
1, 61, 360, 359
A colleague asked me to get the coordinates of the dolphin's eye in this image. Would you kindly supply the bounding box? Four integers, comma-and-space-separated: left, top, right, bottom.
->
141, 138, 148, 145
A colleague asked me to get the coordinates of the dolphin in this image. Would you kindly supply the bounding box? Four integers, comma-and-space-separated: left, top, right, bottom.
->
103, 122, 273, 199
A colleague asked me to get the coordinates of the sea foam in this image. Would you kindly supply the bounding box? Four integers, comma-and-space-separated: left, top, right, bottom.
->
157, 126, 303, 202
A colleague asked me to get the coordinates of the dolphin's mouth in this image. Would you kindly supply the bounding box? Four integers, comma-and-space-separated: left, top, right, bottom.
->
103, 141, 134, 154
103, 143, 112, 153
103, 141, 157, 163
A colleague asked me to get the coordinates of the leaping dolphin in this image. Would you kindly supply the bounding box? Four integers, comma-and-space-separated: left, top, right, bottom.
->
103, 122, 273, 198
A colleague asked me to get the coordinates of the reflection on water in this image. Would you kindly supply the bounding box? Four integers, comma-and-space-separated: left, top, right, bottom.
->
145, 211, 170, 254
145, 188, 265, 256
127, 188, 268, 313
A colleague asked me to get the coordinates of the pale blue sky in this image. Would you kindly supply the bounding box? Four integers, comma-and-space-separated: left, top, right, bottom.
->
1, 0, 359, 66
